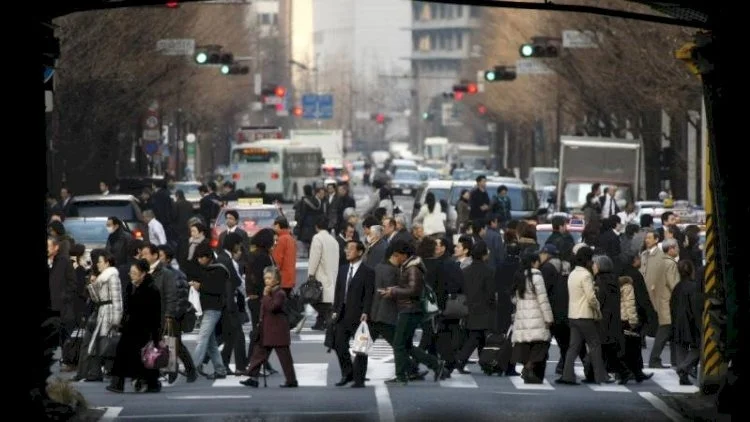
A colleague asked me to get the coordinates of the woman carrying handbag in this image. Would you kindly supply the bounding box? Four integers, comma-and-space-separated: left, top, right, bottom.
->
74, 250, 122, 382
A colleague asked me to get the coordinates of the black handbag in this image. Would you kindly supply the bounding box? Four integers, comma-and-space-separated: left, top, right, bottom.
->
299, 278, 323, 304
442, 293, 469, 319
283, 293, 305, 329
98, 331, 120, 359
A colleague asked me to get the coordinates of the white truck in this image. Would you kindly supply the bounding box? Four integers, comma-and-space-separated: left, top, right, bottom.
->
290, 129, 344, 166
556, 135, 643, 212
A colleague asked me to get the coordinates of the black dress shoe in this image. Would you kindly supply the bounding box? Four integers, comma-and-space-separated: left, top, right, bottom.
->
240, 378, 259, 387
279, 381, 298, 388
335, 377, 353, 387
433, 360, 446, 382
635, 372, 654, 383
350, 383, 365, 388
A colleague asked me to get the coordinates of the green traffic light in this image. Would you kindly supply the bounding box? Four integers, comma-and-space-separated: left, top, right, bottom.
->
195, 52, 208, 64
484, 70, 497, 82
520, 44, 534, 58
220, 65, 230, 75
422, 112, 429, 120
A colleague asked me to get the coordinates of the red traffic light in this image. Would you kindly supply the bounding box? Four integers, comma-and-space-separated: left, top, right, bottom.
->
467, 83, 478, 94
166, 1, 179, 8
477, 104, 487, 115
375, 113, 385, 124
274, 86, 286, 97
454, 91, 464, 101
292, 106, 303, 117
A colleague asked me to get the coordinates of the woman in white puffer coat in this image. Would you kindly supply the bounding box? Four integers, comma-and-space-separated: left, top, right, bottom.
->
511, 250, 553, 384
413, 192, 446, 237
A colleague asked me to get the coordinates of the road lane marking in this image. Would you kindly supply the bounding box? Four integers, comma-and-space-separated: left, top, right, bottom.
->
639, 392, 688, 422
168, 395, 251, 399
374, 383, 395, 422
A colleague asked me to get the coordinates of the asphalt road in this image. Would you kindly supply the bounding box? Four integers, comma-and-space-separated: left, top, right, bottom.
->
57, 188, 694, 421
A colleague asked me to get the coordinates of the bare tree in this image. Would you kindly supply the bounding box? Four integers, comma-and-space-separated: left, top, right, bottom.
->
52, 3, 261, 192
476, 1, 701, 189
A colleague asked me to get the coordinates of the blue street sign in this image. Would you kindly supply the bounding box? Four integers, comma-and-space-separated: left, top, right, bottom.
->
317, 94, 334, 119
302, 94, 318, 119
301, 93, 334, 120
144, 141, 159, 155
43, 66, 54, 84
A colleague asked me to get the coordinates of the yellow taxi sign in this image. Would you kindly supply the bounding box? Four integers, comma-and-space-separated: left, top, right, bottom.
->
238, 197, 263, 206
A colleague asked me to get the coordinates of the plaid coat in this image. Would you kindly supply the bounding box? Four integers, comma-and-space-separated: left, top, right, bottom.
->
86, 266, 123, 354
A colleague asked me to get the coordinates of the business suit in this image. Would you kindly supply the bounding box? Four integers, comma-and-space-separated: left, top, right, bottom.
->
332, 261, 375, 387
216, 250, 249, 372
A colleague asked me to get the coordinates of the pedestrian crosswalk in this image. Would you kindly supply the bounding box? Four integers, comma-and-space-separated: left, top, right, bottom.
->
137, 363, 698, 394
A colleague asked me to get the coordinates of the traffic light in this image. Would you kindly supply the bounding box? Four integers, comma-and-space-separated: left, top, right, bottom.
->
166, 1, 179, 7
220, 64, 249, 75
483, 66, 517, 82
477, 104, 487, 116
675, 31, 714, 75
194, 47, 233, 65
375, 113, 385, 124
291, 106, 303, 117
260, 85, 286, 98
421, 111, 434, 121
519, 41, 559, 58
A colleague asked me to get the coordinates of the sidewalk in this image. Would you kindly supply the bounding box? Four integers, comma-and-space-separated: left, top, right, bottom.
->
655, 392, 731, 422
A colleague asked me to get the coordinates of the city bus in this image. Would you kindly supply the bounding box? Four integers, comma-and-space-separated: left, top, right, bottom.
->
229, 140, 323, 202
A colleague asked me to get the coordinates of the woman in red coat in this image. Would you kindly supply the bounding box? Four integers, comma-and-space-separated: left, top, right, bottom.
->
240, 267, 298, 388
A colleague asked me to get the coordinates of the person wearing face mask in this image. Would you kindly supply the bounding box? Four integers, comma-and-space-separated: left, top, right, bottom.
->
74, 250, 123, 382
105, 216, 133, 269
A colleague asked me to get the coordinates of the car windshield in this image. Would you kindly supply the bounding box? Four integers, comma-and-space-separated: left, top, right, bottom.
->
536, 230, 582, 246
395, 170, 419, 181
62, 219, 111, 245
216, 208, 281, 230
172, 182, 201, 196
425, 188, 450, 203
449, 185, 538, 211
68, 200, 137, 221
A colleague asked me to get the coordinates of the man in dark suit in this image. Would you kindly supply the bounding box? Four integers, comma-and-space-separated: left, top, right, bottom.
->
218, 210, 250, 261
215, 232, 249, 374
331, 240, 375, 388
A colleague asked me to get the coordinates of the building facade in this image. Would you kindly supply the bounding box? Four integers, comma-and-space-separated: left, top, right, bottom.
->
409, 2, 483, 150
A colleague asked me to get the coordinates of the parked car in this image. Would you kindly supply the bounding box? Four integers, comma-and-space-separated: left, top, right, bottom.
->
67, 194, 147, 242
535, 223, 584, 247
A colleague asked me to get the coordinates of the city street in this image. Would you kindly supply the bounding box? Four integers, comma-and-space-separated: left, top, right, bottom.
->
56, 186, 694, 421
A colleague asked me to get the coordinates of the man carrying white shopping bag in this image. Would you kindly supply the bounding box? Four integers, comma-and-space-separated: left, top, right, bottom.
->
330, 240, 375, 388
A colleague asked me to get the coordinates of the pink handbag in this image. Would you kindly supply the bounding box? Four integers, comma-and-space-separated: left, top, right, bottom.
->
141, 340, 170, 370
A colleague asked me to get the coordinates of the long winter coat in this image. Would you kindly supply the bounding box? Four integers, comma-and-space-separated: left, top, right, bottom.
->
511, 268, 553, 344
461, 260, 496, 331
307, 230, 340, 304
86, 266, 124, 354
593, 272, 623, 346
619, 276, 639, 330
112, 275, 161, 379
259, 287, 291, 347
670, 277, 702, 348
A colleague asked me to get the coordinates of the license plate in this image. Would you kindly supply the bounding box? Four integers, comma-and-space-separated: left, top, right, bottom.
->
402, 189, 411, 195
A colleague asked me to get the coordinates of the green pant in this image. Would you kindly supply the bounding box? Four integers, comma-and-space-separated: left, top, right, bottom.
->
393, 312, 439, 380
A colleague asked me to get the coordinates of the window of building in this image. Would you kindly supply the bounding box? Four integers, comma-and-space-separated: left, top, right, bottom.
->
445, 4, 454, 19
273, 13, 278, 25
430, 3, 438, 20
470, 6, 481, 18
439, 33, 446, 49
456, 5, 463, 18
429, 33, 437, 50
258, 13, 271, 25
418, 34, 431, 51
456, 31, 464, 49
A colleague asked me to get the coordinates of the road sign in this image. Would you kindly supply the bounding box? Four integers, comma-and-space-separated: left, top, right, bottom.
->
441, 102, 462, 127
146, 116, 159, 129
562, 30, 600, 48
44, 66, 54, 84
318, 94, 334, 119
143, 129, 160, 141
144, 141, 159, 155
156, 39, 196, 56
516, 58, 554, 75
301, 93, 334, 120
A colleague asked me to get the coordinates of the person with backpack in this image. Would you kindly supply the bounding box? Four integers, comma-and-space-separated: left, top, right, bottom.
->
157, 244, 197, 383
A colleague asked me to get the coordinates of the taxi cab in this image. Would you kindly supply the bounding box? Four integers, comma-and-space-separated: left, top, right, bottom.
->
210, 198, 285, 248
535, 219, 585, 247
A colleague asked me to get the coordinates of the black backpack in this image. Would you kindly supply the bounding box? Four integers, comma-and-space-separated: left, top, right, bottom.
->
283, 292, 305, 329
